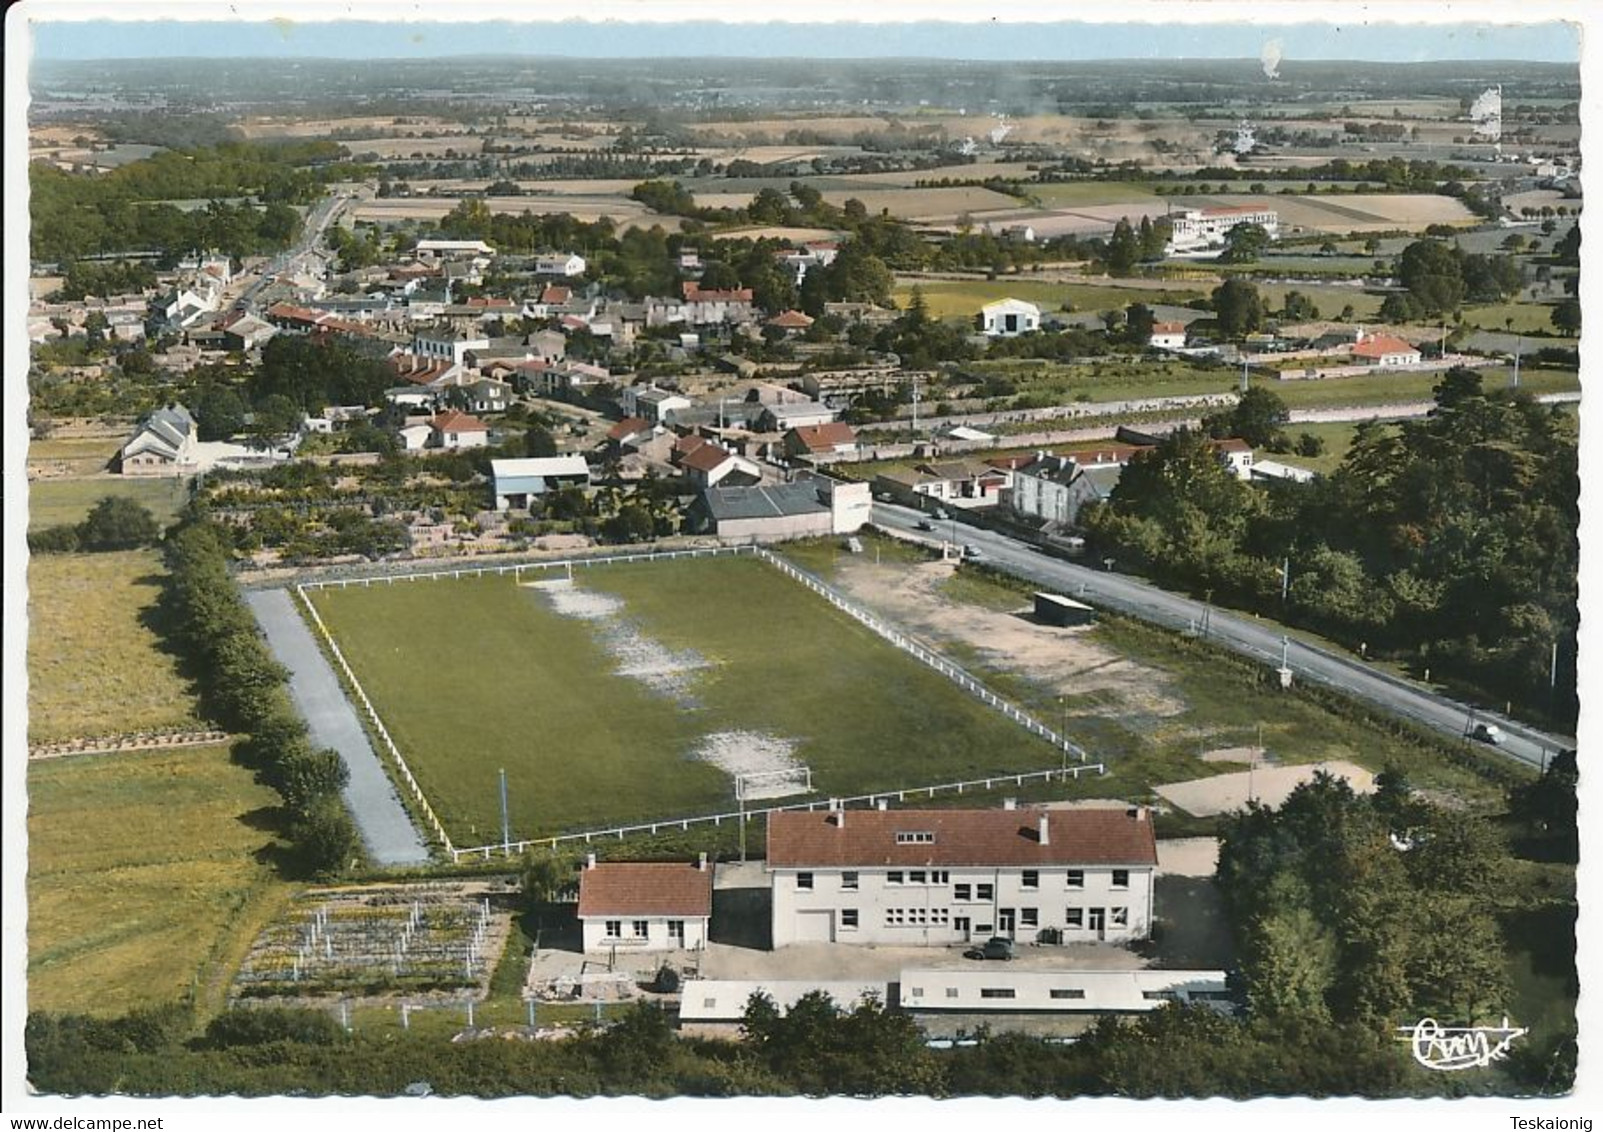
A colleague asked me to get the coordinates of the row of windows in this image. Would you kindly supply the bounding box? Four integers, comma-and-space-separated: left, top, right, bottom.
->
883, 907, 953, 927
601, 919, 686, 939
796, 869, 1130, 891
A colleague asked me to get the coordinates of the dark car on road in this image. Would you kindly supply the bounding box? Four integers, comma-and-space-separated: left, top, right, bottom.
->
964, 936, 1016, 961
914, 519, 935, 531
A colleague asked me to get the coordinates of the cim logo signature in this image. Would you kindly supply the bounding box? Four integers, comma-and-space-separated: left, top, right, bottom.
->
1397, 1017, 1529, 1071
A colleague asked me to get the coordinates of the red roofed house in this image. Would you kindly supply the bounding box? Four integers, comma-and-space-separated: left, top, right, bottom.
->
429, 409, 490, 450
1351, 332, 1422, 368
766, 309, 815, 336
607, 417, 655, 453
1148, 321, 1188, 351
767, 803, 1157, 947
783, 421, 859, 458
680, 439, 763, 489
578, 856, 713, 952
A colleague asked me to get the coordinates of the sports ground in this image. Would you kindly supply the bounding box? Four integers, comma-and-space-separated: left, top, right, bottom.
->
305, 555, 1062, 844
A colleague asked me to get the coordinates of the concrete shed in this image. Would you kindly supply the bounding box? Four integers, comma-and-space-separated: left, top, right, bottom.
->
1034, 592, 1095, 627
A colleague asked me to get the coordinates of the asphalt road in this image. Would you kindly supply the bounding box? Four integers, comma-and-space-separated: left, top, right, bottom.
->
873, 503, 1570, 772
247, 589, 430, 865
238, 191, 350, 309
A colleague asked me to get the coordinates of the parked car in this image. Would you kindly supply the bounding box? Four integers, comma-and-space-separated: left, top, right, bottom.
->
1471, 723, 1504, 746
962, 544, 984, 560
914, 519, 935, 532
932, 508, 949, 520
964, 936, 1016, 961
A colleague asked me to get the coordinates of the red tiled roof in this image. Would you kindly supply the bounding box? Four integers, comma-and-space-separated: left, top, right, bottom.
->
682, 282, 753, 303
674, 433, 712, 456
541, 285, 572, 304
577, 862, 713, 918
431, 410, 488, 433
607, 417, 651, 441
1151, 321, 1187, 335
766, 807, 1159, 869
1209, 438, 1252, 454
1352, 334, 1418, 359
788, 421, 857, 452
767, 309, 814, 329
682, 443, 734, 473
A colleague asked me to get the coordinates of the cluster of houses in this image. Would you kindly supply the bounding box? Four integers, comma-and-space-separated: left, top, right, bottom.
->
571, 800, 1230, 1031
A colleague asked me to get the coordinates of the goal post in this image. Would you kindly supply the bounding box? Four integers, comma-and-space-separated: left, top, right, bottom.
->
735, 767, 814, 802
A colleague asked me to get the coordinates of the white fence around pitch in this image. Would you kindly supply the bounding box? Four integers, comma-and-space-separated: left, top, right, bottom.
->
751, 549, 1094, 765
293, 544, 759, 592
295, 539, 1107, 865
294, 587, 457, 856
450, 764, 1105, 861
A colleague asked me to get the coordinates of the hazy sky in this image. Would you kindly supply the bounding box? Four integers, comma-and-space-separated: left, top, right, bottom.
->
28, 18, 1581, 64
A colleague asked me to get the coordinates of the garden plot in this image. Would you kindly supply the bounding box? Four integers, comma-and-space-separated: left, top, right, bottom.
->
233, 885, 511, 1000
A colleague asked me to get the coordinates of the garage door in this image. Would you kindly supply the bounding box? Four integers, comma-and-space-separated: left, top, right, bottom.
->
794, 911, 834, 943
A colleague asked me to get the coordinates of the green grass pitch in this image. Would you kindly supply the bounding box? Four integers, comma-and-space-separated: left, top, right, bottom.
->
307, 556, 1063, 843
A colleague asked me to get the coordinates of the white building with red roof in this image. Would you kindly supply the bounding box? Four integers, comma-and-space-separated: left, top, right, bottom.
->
1148, 321, 1189, 351
1350, 331, 1422, 367
429, 409, 490, 450
577, 857, 713, 953
766, 803, 1157, 948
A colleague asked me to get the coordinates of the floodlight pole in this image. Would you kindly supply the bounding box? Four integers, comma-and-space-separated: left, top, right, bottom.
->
737, 779, 747, 863
499, 768, 510, 857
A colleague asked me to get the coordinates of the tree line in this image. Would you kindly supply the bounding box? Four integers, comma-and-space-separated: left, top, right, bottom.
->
1083, 368, 1579, 726
161, 515, 359, 876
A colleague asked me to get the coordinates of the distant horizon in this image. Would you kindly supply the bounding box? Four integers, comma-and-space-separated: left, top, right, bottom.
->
25, 19, 1582, 65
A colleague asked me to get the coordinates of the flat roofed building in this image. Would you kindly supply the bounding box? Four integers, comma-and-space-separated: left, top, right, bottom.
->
766, 805, 1158, 948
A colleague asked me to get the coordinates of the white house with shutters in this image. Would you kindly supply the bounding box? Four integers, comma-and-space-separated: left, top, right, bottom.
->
766, 804, 1158, 948
980, 298, 1041, 337
577, 857, 713, 953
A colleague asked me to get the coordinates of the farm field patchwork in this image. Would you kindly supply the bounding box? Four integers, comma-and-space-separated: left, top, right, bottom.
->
894, 279, 1207, 319
306, 555, 1063, 844
27, 745, 290, 1015
27, 549, 201, 742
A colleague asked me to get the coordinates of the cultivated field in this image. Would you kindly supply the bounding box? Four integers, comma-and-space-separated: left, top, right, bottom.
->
27, 745, 290, 1015
343, 135, 485, 159
351, 195, 677, 230
306, 555, 1063, 843
893, 278, 1206, 318
27, 549, 201, 743
235, 115, 462, 139
695, 186, 1023, 222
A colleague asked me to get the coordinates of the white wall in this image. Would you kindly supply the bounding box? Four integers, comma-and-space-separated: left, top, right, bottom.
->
770, 864, 1154, 947
581, 915, 708, 953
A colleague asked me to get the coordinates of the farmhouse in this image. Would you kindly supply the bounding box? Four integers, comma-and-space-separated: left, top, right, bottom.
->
1351, 332, 1422, 367
766, 804, 1158, 948
577, 856, 713, 953
1148, 321, 1188, 351
490, 456, 593, 509
119, 403, 199, 477
980, 298, 1041, 338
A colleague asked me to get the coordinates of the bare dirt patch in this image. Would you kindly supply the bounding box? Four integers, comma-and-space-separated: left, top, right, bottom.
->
524, 578, 708, 702
1156, 838, 1220, 877
1155, 760, 1376, 817
691, 732, 808, 799
829, 558, 1188, 722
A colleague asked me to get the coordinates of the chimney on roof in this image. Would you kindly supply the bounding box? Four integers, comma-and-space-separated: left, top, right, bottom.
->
1128, 806, 1146, 822
585, 852, 597, 870
876, 798, 888, 811
1038, 814, 1051, 845
698, 852, 708, 872
830, 801, 845, 828
1003, 798, 1017, 811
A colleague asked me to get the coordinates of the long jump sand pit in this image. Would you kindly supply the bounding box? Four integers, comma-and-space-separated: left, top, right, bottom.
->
1156, 760, 1376, 817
